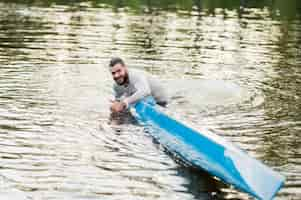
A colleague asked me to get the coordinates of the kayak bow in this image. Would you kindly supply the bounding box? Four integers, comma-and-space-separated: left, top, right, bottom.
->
132, 97, 285, 200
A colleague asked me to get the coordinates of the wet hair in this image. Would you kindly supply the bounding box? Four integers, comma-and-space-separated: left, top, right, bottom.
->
109, 57, 125, 67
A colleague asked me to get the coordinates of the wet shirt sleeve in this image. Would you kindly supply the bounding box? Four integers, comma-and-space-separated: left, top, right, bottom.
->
113, 84, 125, 101
123, 73, 151, 107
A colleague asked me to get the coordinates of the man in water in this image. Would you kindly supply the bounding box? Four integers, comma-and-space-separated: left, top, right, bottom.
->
109, 57, 168, 113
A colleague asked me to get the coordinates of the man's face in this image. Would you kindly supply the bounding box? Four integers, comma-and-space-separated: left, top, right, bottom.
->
111, 63, 128, 85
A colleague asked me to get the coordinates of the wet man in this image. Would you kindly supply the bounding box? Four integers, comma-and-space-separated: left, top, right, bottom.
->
109, 57, 168, 113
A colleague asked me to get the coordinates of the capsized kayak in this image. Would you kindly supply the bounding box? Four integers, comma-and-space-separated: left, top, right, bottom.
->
131, 97, 285, 200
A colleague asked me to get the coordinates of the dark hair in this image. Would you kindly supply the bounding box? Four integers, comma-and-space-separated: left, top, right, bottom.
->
109, 57, 125, 67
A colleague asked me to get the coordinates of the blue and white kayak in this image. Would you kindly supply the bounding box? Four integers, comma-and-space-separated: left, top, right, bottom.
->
131, 97, 285, 200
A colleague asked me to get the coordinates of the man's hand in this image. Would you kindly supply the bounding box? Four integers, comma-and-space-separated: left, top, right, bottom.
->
110, 101, 126, 113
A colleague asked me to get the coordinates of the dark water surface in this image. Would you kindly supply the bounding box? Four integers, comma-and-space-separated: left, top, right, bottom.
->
0, 0, 300, 199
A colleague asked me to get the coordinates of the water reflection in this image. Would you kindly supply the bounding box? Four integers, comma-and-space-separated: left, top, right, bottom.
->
0, 0, 300, 199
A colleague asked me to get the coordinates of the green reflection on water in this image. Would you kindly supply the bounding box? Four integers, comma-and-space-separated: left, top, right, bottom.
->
0, 0, 301, 19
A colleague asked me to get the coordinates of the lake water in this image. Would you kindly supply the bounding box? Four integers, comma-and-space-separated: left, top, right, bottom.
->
0, 0, 300, 199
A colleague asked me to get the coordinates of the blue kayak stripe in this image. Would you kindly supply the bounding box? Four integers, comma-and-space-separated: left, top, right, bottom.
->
132, 98, 285, 200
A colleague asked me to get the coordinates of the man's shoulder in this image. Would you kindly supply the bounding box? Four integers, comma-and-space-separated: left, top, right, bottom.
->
128, 68, 149, 80
128, 68, 146, 75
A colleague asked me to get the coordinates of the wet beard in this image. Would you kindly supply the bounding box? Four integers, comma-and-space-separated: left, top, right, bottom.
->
117, 73, 129, 86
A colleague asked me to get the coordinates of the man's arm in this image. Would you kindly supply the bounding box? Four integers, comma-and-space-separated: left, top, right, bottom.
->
113, 84, 124, 101
110, 84, 126, 113
122, 74, 151, 107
